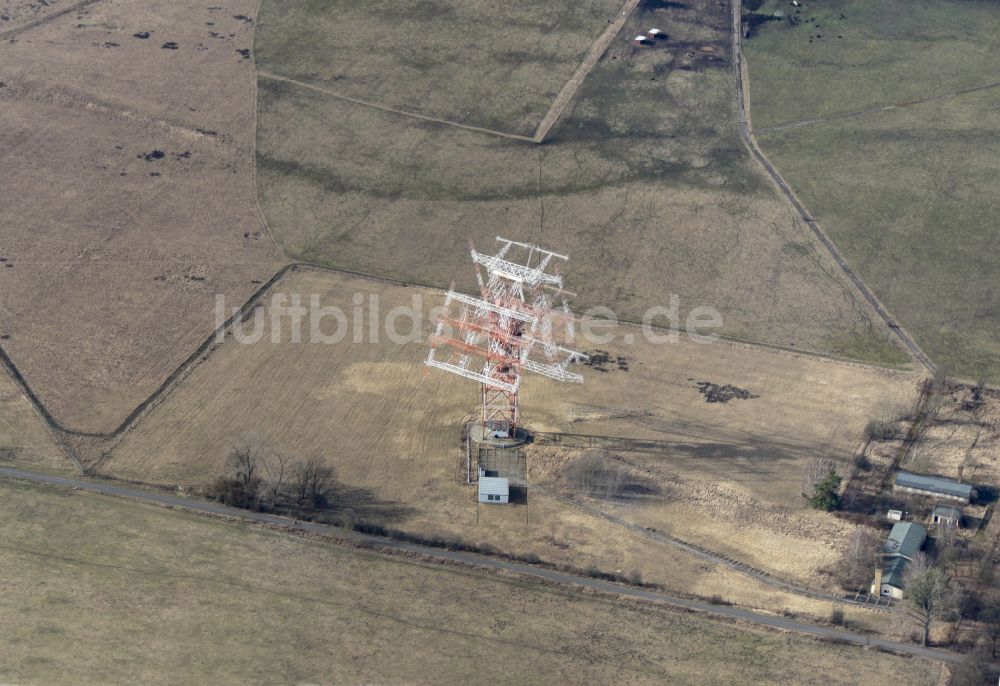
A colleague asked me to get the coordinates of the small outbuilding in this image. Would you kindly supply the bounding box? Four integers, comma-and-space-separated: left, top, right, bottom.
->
647, 28, 666, 39
633, 35, 651, 46
886, 509, 903, 522
894, 471, 973, 503
931, 503, 962, 528
478, 475, 509, 504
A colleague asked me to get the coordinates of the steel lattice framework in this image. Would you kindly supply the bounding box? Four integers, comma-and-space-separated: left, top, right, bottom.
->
425, 237, 587, 436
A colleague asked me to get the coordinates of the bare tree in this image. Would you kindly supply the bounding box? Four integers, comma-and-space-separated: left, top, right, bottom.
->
802, 457, 835, 494
227, 432, 264, 489
292, 457, 335, 509
839, 526, 881, 588
936, 518, 959, 551
261, 449, 293, 508
981, 599, 1000, 659
904, 565, 955, 646
566, 450, 626, 500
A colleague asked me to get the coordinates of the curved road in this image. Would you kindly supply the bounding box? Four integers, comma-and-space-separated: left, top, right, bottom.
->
0, 464, 959, 664
730, 0, 936, 374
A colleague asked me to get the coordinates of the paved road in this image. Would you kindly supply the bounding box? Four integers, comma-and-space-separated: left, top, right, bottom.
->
729, 0, 936, 374
0, 464, 959, 664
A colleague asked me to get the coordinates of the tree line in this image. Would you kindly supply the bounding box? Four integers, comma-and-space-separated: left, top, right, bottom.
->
207, 433, 335, 514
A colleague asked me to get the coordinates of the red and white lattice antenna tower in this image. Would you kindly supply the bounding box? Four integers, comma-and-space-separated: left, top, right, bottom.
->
425, 236, 587, 438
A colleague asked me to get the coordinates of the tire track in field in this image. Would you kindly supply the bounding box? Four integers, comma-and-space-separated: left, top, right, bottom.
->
532, 0, 642, 142
529, 483, 896, 612
756, 80, 1000, 136
730, 0, 936, 374
257, 71, 537, 143
0, 464, 962, 664
0, 0, 104, 42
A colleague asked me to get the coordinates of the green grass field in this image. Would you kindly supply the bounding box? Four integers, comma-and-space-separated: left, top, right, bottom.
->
0, 478, 941, 685
254, 0, 623, 135
255, 0, 906, 364
743, 0, 1000, 129
745, 0, 1000, 379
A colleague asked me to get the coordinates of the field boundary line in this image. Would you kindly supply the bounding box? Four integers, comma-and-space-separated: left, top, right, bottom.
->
532, 0, 642, 142
247, 0, 283, 253
756, 80, 1000, 136
528, 482, 893, 612
257, 71, 536, 143
0, 259, 924, 450
731, 0, 936, 374
0, 464, 961, 663
0, 0, 104, 41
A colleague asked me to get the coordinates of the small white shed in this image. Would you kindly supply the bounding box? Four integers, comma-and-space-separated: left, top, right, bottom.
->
478, 476, 509, 504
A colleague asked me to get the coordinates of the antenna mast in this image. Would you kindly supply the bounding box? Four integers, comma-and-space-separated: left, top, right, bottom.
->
425, 236, 586, 438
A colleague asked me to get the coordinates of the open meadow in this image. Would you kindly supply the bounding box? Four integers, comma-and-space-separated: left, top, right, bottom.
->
103, 269, 923, 600
254, 0, 906, 366
743, 0, 1000, 130
0, 0, 284, 433
744, 0, 1000, 380
255, 0, 624, 136
0, 362, 66, 474
0, 477, 942, 685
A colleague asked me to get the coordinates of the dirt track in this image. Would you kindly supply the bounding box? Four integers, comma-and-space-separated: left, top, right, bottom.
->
0, 464, 961, 665
730, 0, 934, 374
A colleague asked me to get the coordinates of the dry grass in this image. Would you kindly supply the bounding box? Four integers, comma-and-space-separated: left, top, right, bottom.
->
906, 386, 1000, 495
0, 478, 942, 685
0, 0, 74, 32
0, 367, 66, 473
102, 269, 923, 599
255, 0, 906, 366
255, 0, 625, 136
745, 0, 1000, 380
0, 0, 284, 432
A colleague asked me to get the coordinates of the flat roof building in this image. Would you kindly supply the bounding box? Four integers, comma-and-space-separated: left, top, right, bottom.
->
478, 476, 509, 504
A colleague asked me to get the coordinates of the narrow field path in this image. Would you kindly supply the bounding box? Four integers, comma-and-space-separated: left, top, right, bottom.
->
0, 0, 105, 41
0, 464, 960, 664
730, 0, 936, 374
529, 483, 895, 611
756, 80, 1000, 135
257, 71, 537, 143
532, 0, 642, 142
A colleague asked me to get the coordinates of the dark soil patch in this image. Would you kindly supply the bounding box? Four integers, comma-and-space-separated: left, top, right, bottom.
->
584, 350, 631, 373
161, 41, 178, 50
133, 31, 150, 39
695, 381, 758, 403
138, 150, 166, 162
742, 12, 783, 38
643, 0, 687, 8
236, 48, 251, 59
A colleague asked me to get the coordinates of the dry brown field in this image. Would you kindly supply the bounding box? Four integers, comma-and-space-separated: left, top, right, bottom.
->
0, 477, 942, 685
103, 269, 924, 605
906, 386, 1000, 500
0, 0, 284, 433
0, 365, 66, 473
0, 0, 75, 33
255, 0, 908, 367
